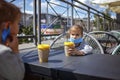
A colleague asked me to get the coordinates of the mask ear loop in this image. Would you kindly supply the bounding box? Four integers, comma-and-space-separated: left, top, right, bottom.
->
2, 27, 10, 44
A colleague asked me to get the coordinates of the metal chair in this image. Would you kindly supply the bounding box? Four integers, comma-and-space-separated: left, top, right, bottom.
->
112, 44, 120, 55
109, 30, 120, 44
50, 32, 104, 54
89, 31, 119, 54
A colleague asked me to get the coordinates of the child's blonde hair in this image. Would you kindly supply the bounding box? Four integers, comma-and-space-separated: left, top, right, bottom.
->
69, 25, 83, 36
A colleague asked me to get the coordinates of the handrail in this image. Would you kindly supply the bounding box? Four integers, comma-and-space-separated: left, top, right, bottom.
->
17, 35, 35, 39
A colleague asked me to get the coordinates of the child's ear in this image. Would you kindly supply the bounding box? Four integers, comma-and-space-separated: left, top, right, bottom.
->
4, 22, 10, 29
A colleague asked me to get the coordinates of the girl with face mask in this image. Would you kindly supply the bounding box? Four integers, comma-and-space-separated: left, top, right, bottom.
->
68, 25, 93, 56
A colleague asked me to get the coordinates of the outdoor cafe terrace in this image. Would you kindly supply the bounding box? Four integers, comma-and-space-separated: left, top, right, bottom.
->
10, 0, 120, 80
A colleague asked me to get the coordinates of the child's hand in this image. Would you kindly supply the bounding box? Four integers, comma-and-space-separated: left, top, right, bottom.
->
5, 35, 19, 53
68, 48, 85, 56
68, 47, 75, 55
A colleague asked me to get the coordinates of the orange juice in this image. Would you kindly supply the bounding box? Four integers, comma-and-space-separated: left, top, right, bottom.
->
37, 44, 50, 62
64, 42, 75, 56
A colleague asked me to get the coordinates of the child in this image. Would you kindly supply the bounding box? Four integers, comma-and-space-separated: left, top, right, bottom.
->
68, 25, 93, 55
0, 0, 25, 80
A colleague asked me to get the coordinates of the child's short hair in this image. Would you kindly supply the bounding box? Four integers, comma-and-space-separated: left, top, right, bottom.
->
69, 24, 83, 35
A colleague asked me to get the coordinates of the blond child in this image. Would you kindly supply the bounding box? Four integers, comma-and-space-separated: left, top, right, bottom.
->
0, 0, 25, 80
68, 25, 92, 55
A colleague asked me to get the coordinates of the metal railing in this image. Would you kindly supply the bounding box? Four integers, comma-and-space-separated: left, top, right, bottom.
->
10, 0, 120, 46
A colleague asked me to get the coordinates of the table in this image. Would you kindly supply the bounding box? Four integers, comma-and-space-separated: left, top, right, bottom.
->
20, 49, 120, 80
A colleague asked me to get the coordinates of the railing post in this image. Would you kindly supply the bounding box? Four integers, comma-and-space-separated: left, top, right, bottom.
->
87, 7, 90, 32
71, 0, 73, 26
37, 0, 41, 44
97, 13, 100, 30
33, 0, 37, 46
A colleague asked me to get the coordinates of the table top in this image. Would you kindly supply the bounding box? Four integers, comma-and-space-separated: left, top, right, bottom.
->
20, 49, 120, 80
58, 54, 120, 80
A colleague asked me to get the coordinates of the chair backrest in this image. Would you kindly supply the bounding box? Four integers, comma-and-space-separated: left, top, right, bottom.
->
89, 31, 119, 54
112, 44, 120, 55
83, 32, 104, 54
109, 30, 120, 43
50, 32, 104, 54
50, 32, 68, 50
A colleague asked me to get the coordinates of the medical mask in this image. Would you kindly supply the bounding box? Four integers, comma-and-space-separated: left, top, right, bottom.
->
68, 37, 83, 44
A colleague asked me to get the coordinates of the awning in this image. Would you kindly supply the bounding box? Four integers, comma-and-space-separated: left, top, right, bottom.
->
92, 0, 120, 13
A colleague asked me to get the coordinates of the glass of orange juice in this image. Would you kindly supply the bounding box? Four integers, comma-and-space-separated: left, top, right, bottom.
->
64, 42, 75, 56
37, 44, 50, 63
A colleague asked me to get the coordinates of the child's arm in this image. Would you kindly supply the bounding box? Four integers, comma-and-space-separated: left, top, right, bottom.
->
73, 49, 85, 55
68, 44, 93, 56
68, 48, 85, 56
80, 45, 93, 54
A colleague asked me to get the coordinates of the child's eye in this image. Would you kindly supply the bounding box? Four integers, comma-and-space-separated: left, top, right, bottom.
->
72, 34, 80, 36
72, 34, 75, 36
76, 34, 79, 36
